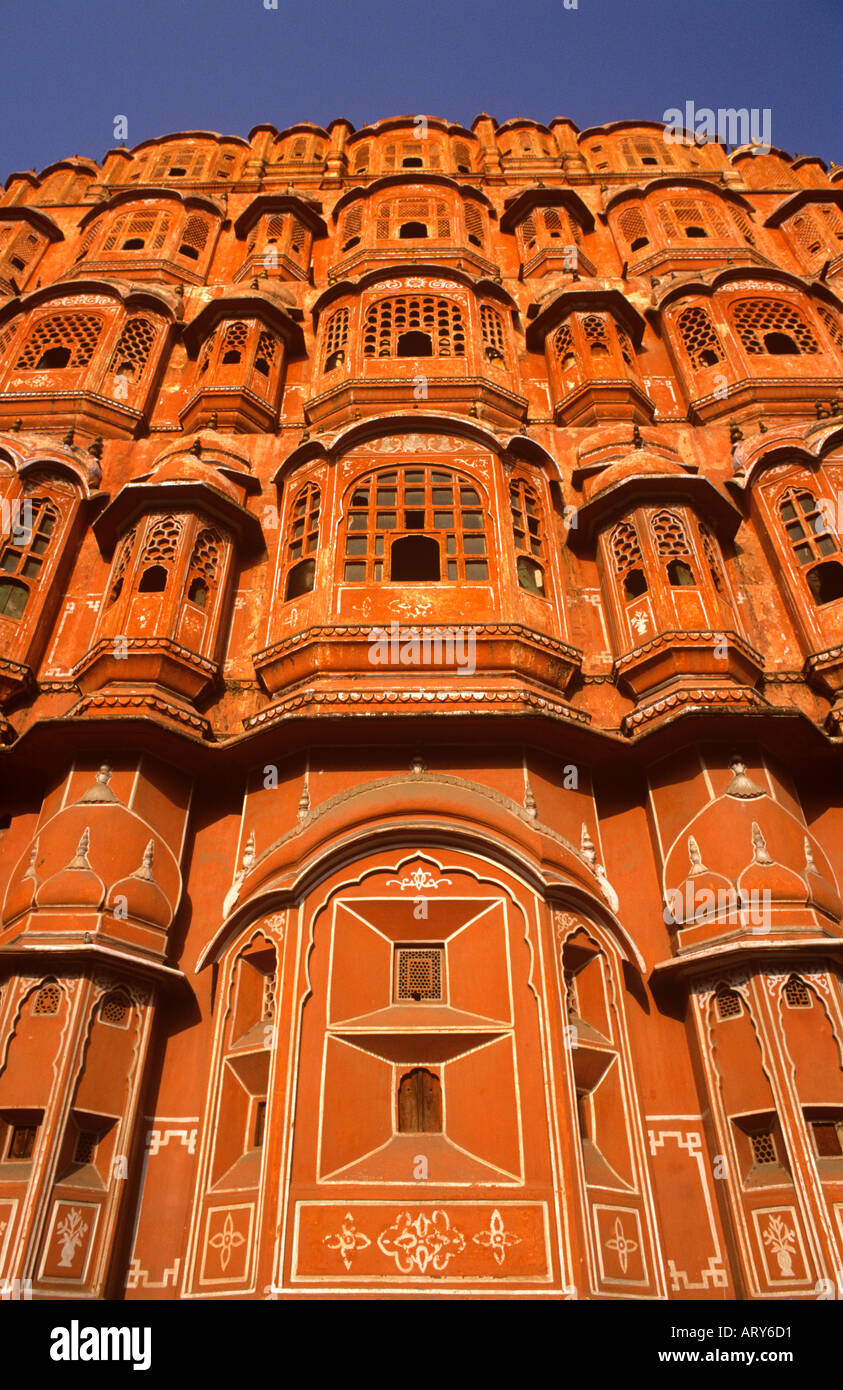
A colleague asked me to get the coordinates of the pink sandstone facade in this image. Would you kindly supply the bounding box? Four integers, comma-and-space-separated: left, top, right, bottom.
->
0, 115, 841, 1300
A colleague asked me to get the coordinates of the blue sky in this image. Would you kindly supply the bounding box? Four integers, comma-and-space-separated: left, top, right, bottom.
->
0, 0, 840, 181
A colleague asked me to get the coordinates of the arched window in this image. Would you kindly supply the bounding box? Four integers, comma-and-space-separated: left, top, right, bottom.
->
220, 322, 248, 365
716, 987, 742, 1020
185, 527, 223, 609
101, 210, 171, 255
284, 483, 320, 600
106, 527, 137, 606
779, 486, 838, 570
0, 497, 58, 619
397, 1068, 442, 1134
611, 520, 647, 601
137, 515, 181, 592
818, 306, 843, 351
352, 146, 369, 175
480, 304, 506, 364
652, 510, 697, 585
731, 299, 820, 356
178, 214, 210, 261
340, 204, 362, 252
323, 306, 349, 372
15, 313, 103, 370
657, 199, 730, 241
618, 206, 649, 252
700, 524, 727, 595
454, 141, 471, 173
342, 466, 488, 583
510, 479, 546, 595
582, 314, 610, 358
464, 202, 484, 247
521, 212, 538, 252
553, 322, 576, 370
783, 975, 811, 1009
676, 305, 725, 369
108, 316, 157, 379
362, 297, 466, 359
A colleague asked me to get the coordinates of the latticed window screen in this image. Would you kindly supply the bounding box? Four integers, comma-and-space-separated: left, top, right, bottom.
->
716, 989, 742, 1020
583, 314, 610, 355
286, 484, 321, 565
521, 212, 537, 249
544, 207, 580, 244
657, 199, 730, 240
750, 1131, 778, 1165
652, 509, 692, 557
374, 199, 450, 239
16, 313, 103, 369
819, 307, 843, 350
188, 528, 223, 585
700, 525, 726, 593
262, 973, 276, 1022
108, 528, 136, 605
0, 322, 16, 357
730, 207, 756, 245
33, 983, 61, 1015
395, 946, 444, 1001
553, 322, 576, 368
779, 487, 838, 565
788, 211, 826, 256
619, 206, 649, 247
343, 466, 488, 583
783, 975, 811, 1008
611, 521, 644, 573
324, 307, 349, 369
454, 141, 471, 170
101, 211, 170, 253
289, 219, 307, 257
75, 224, 99, 263
178, 215, 210, 257
617, 327, 635, 367
100, 994, 129, 1026
480, 305, 505, 361
510, 479, 544, 558
821, 205, 843, 238
340, 205, 362, 246
676, 305, 725, 369
0, 497, 58, 591
141, 516, 182, 565
254, 329, 276, 373
353, 145, 370, 173
620, 137, 674, 168
731, 299, 820, 355
2, 227, 43, 273
290, 137, 307, 159
220, 321, 249, 363
109, 317, 156, 377
150, 148, 205, 180
464, 202, 484, 245
362, 296, 466, 357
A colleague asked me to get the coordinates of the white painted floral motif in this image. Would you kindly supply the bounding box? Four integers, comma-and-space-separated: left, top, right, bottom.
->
472, 1209, 521, 1266
762, 1214, 797, 1278
629, 609, 649, 636
323, 1213, 371, 1270
208, 1212, 246, 1272
56, 1208, 89, 1269
386, 866, 453, 892
377, 1210, 466, 1274
605, 1216, 638, 1275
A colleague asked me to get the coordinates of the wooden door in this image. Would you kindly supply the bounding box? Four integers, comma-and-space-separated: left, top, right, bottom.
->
397, 1067, 442, 1133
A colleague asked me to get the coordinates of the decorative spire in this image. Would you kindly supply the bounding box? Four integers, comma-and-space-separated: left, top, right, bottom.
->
524, 780, 537, 819
68, 828, 92, 869
410, 751, 427, 775
580, 823, 596, 865
242, 830, 256, 869
724, 755, 764, 800
804, 836, 820, 876
132, 840, 155, 881
751, 822, 773, 866
632, 422, 643, 449
22, 839, 39, 883
687, 836, 708, 877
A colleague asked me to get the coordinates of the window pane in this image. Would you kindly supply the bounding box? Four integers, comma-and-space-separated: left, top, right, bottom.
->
346, 537, 367, 555
432, 489, 453, 504
464, 535, 486, 553
344, 562, 366, 580
349, 514, 368, 530
466, 561, 489, 579
434, 511, 453, 527
461, 512, 483, 529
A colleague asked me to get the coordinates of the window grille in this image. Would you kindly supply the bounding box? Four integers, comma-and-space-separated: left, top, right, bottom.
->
819, 306, 843, 350
611, 521, 644, 573
362, 296, 466, 358
353, 145, 369, 173
521, 212, 537, 250
220, 321, 248, 364
783, 975, 811, 1008
109, 317, 156, 378
582, 314, 610, 355
188, 528, 223, 584
510, 480, 544, 559
676, 305, 725, 369
617, 327, 635, 367
100, 994, 128, 1025
341, 205, 362, 247
464, 202, 484, 245
16, 313, 103, 369
716, 989, 742, 1019
454, 141, 471, 170
286, 484, 321, 566
289, 218, 307, 256
323, 307, 349, 369
141, 516, 182, 565
262, 973, 276, 1022
750, 1130, 778, 1165
107, 529, 136, 605
821, 205, 843, 238
395, 946, 443, 1001
731, 299, 820, 355
179, 215, 210, 257
730, 207, 756, 245
553, 322, 576, 367
33, 983, 61, 1015
789, 211, 825, 256
652, 509, 692, 558
619, 206, 648, 247
700, 525, 726, 593
254, 330, 276, 381
342, 466, 488, 583
0, 498, 58, 605
779, 487, 838, 566
480, 304, 505, 361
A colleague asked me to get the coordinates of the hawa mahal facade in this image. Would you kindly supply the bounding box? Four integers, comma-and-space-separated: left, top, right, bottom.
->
0, 114, 841, 1301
